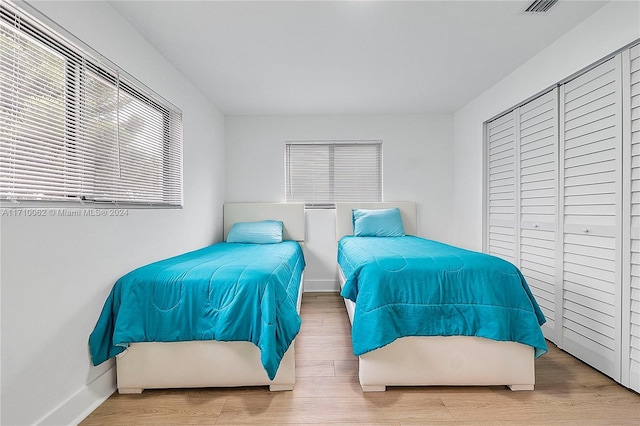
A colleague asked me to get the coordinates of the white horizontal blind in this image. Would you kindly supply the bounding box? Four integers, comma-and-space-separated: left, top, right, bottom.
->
285, 141, 382, 205
560, 56, 621, 379
518, 89, 558, 340
0, 2, 183, 206
486, 111, 517, 264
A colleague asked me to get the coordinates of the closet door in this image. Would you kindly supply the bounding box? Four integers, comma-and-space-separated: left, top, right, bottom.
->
624, 43, 640, 393
486, 111, 518, 264
559, 56, 622, 379
518, 90, 559, 341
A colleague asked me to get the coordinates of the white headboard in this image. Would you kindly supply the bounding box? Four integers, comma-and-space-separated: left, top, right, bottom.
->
335, 202, 417, 241
223, 203, 305, 242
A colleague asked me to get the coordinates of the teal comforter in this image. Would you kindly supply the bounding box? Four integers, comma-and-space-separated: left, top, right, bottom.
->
338, 236, 547, 357
89, 241, 305, 379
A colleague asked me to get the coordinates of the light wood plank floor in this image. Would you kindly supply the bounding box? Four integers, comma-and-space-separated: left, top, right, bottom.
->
81, 292, 639, 425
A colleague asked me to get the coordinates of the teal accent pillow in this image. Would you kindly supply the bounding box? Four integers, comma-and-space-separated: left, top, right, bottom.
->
352, 208, 405, 237
226, 220, 284, 244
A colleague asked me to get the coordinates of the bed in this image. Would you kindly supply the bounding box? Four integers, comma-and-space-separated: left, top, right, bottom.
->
335, 202, 547, 392
89, 202, 306, 393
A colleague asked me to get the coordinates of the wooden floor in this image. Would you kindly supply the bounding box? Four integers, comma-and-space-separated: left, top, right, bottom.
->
81, 292, 640, 425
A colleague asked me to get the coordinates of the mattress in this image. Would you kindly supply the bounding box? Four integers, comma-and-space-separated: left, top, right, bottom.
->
338, 236, 547, 357
89, 241, 305, 379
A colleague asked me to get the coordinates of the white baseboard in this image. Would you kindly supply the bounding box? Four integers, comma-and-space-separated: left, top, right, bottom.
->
37, 365, 116, 426
303, 279, 339, 292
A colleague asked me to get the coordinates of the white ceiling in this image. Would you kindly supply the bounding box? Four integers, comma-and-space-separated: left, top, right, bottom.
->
109, 0, 609, 115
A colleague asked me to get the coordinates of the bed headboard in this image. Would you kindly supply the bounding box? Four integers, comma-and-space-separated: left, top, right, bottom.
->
223, 203, 305, 242
335, 202, 417, 241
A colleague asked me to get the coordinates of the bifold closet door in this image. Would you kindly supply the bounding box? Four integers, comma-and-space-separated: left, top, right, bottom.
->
559, 56, 622, 380
485, 93, 559, 342
518, 90, 559, 342
624, 43, 640, 393
486, 111, 518, 265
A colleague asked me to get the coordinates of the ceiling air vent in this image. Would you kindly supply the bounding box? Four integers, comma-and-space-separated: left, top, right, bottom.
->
525, 0, 558, 13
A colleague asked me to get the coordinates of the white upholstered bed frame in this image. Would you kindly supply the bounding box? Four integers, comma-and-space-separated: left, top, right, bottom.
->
116, 203, 305, 394
336, 202, 536, 392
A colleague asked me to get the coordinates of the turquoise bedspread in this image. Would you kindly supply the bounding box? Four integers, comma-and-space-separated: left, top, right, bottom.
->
89, 241, 305, 379
338, 236, 547, 357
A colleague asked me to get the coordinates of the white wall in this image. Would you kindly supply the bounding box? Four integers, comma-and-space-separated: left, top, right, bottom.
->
225, 115, 454, 290
452, 0, 640, 251
0, 2, 226, 425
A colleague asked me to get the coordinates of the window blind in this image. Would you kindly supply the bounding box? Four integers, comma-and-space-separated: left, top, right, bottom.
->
285, 141, 382, 206
0, 1, 183, 207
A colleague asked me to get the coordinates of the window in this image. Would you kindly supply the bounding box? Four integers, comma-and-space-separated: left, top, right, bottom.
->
285, 140, 382, 206
0, 1, 183, 207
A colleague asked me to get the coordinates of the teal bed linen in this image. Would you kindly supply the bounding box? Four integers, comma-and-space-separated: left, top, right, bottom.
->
89, 241, 305, 380
338, 236, 547, 358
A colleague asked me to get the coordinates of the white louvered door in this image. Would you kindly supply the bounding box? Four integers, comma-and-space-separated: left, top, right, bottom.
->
559, 56, 623, 379
484, 45, 640, 389
518, 90, 559, 341
623, 43, 640, 393
486, 111, 518, 264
